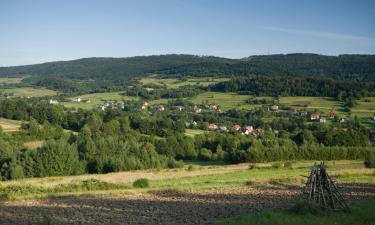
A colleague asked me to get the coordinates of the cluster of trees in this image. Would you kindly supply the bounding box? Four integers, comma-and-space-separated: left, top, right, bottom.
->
212, 76, 375, 99
194, 131, 372, 163
0, 96, 374, 181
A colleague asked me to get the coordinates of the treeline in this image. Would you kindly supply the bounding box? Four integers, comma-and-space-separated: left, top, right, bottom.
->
1, 54, 375, 82
211, 76, 375, 98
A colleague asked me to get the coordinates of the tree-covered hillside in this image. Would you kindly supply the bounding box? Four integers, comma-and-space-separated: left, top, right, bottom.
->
1, 54, 375, 81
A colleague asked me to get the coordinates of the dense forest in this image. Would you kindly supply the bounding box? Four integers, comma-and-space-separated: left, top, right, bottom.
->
1, 54, 375, 82
211, 76, 375, 99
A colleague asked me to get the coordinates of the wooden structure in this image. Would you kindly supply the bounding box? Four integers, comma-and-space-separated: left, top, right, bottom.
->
303, 162, 350, 211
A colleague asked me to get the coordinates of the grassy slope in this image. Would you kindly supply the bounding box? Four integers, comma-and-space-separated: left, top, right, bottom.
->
0, 118, 23, 132
216, 201, 375, 225
61, 91, 140, 109
0, 87, 56, 97
1, 160, 374, 201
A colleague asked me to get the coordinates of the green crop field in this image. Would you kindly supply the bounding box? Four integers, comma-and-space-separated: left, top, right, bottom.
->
0, 87, 56, 97
62, 91, 140, 109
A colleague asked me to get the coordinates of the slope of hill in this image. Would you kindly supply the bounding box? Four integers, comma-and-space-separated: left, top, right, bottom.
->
0, 54, 374, 81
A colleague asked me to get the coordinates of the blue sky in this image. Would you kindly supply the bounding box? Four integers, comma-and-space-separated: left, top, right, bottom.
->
1, 0, 374, 66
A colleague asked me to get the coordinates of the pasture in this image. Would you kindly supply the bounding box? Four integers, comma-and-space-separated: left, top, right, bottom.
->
279, 96, 343, 114
0, 118, 23, 132
0, 87, 56, 97
62, 91, 140, 109
188, 92, 258, 110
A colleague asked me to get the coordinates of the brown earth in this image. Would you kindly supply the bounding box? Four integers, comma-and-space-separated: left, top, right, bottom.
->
1, 183, 374, 225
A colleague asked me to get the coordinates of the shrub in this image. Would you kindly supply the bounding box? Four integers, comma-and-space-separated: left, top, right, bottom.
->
272, 162, 283, 169
187, 165, 194, 171
245, 180, 257, 186
248, 163, 257, 170
133, 178, 150, 188
284, 161, 293, 169
167, 159, 184, 169
364, 151, 375, 168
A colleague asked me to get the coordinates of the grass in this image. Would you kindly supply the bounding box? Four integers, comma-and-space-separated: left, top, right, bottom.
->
188, 92, 260, 111
0, 87, 56, 97
279, 96, 343, 114
62, 91, 140, 109
24, 140, 45, 149
185, 129, 206, 137
216, 200, 375, 225
1, 160, 374, 201
0, 117, 23, 132
0, 77, 24, 84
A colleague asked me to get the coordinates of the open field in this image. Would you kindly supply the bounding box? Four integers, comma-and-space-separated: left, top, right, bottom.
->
0, 118, 23, 132
0, 77, 24, 84
0, 87, 56, 97
62, 92, 140, 109
188, 92, 260, 110
140, 76, 229, 88
185, 129, 206, 137
279, 96, 343, 114
0, 160, 374, 225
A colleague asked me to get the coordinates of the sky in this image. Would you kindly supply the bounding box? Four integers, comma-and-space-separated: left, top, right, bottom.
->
0, 0, 375, 66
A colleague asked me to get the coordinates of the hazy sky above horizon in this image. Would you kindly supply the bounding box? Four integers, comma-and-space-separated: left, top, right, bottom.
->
1, 0, 375, 66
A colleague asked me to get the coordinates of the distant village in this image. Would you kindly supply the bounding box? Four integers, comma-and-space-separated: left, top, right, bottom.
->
47, 98, 375, 131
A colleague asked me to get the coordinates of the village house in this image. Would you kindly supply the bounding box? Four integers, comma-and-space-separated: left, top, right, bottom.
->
208, 123, 218, 130
49, 99, 59, 105
158, 105, 165, 111
72, 97, 81, 103
320, 118, 326, 123
233, 124, 241, 131
243, 126, 254, 135
171, 105, 184, 111
219, 125, 228, 132
310, 113, 320, 121
141, 101, 149, 110
270, 105, 279, 111
330, 111, 337, 119
193, 105, 202, 113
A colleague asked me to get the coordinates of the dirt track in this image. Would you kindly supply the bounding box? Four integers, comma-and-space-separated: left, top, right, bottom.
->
1, 183, 375, 225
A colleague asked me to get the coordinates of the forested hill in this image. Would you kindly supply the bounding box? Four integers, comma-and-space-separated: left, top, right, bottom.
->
1, 54, 375, 81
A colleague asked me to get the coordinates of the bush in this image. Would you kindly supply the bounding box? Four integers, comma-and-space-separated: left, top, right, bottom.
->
187, 165, 194, 171
133, 178, 150, 188
248, 163, 257, 170
272, 162, 283, 169
284, 161, 293, 169
167, 159, 184, 169
364, 151, 375, 168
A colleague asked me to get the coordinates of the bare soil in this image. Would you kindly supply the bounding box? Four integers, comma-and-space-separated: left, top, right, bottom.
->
1, 183, 374, 225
